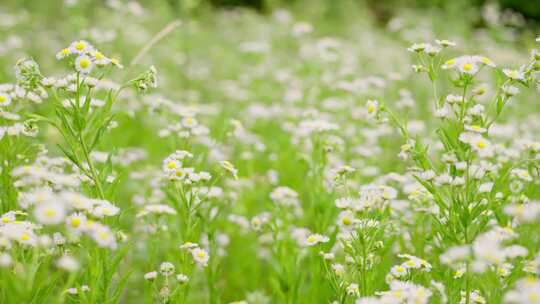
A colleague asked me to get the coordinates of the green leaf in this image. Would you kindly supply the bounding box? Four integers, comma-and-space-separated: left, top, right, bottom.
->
57, 144, 79, 166
89, 115, 114, 150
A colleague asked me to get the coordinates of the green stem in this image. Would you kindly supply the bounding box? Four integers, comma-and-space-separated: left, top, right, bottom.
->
79, 133, 105, 199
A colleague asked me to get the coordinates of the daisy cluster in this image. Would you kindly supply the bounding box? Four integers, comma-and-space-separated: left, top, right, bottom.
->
1, 2, 540, 304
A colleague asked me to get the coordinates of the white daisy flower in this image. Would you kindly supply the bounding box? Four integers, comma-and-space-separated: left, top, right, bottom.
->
181, 116, 198, 128
366, 99, 379, 118
465, 125, 487, 133
407, 43, 428, 53
442, 58, 458, 69
69, 40, 94, 55
474, 55, 496, 67
89, 224, 117, 249
57, 255, 80, 272
457, 56, 478, 74
92, 201, 120, 218
191, 248, 210, 266
0, 253, 12, 267
0, 92, 12, 107
176, 273, 189, 283
144, 271, 157, 281
34, 202, 66, 225
390, 265, 408, 277
91, 50, 111, 66
66, 212, 86, 231
75, 55, 94, 74
435, 39, 456, 47
469, 135, 494, 158
304, 233, 329, 246
56, 47, 72, 60
503, 68, 525, 81
159, 262, 175, 276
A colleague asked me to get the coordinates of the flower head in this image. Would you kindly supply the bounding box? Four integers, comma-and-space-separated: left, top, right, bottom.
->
191, 248, 210, 266
75, 55, 94, 74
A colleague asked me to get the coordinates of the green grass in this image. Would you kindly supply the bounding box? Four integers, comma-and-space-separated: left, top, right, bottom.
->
0, 0, 540, 303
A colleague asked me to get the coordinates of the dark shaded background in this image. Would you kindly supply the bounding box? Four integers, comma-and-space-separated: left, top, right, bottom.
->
182, 0, 540, 21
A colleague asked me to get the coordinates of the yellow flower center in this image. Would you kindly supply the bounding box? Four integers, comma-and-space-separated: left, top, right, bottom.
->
1, 216, 10, 223
45, 209, 57, 217
71, 217, 81, 228
462, 63, 473, 71
367, 105, 376, 114
307, 236, 317, 243
61, 48, 70, 55
0, 95, 5, 103
520, 171, 530, 178
98, 231, 109, 240
75, 42, 85, 51
476, 140, 486, 149
95, 52, 104, 60
20, 233, 30, 241
79, 58, 90, 69
197, 251, 206, 258
342, 216, 352, 226
167, 161, 177, 169
446, 59, 455, 65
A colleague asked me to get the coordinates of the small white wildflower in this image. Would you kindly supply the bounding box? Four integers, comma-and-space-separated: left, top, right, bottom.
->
390, 265, 408, 277
503, 68, 524, 81
56, 48, 72, 60
69, 40, 94, 54
304, 234, 329, 246
346, 283, 360, 296
0, 253, 12, 267
177, 274, 189, 283
191, 248, 210, 266
34, 202, 66, 225
144, 271, 157, 281
366, 100, 379, 118
435, 39, 456, 47
57, 255, 80, 272
0, 92, 12, 107
159, 262, 175, 276
75, 55, 94, 74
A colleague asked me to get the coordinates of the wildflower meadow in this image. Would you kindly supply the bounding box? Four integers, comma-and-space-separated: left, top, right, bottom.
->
1, 0, 540, 303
